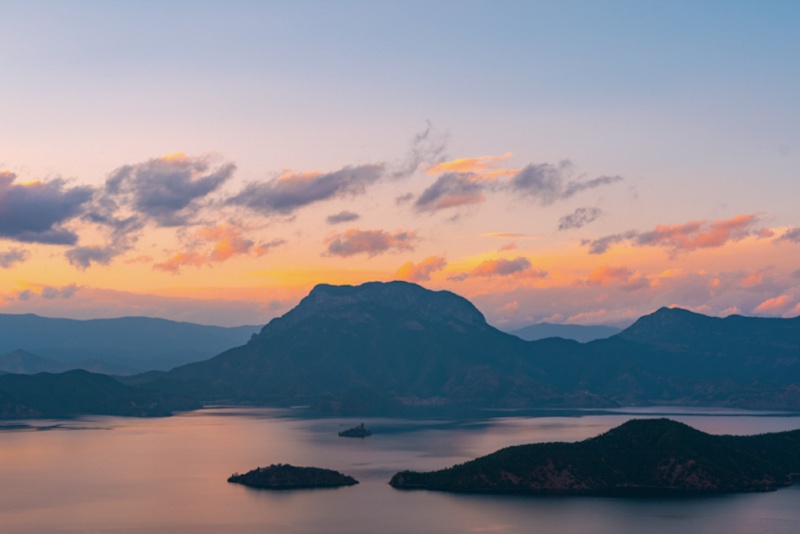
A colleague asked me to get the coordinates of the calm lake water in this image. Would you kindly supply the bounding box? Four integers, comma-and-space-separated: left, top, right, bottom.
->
2, 406, 800, 533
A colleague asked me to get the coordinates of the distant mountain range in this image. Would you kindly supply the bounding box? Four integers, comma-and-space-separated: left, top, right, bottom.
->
390, 418, 800, 495
3, 281, 799, 419
508, 323, 621, 342
0, 314, 260, 374
136, 281, 800, 412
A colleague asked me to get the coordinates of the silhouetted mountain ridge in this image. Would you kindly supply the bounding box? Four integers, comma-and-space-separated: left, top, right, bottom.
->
139, 281, 800, 412
510, 323, 621, 343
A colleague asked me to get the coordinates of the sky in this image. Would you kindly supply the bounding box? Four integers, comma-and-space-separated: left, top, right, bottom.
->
1, 0, 799, 328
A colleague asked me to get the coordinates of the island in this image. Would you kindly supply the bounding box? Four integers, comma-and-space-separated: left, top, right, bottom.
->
228, 464, 358, 489
338, 423, 371, 438
390, 418, 800, 496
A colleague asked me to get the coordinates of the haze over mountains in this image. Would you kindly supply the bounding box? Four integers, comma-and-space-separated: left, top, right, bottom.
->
0, 314, 260, 374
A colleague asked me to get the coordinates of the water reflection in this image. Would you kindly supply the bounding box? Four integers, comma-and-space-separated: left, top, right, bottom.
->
1, 407, 799, 533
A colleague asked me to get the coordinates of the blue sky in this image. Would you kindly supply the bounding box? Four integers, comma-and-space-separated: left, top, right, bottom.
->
1, 0, 799, 326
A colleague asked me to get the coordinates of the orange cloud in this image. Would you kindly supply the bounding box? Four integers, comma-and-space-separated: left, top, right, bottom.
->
587, 266, 633, 286
395, 256, 447, 282
427, 152, 514, 175
153, 251, 206, 273
154, 224, 285, 273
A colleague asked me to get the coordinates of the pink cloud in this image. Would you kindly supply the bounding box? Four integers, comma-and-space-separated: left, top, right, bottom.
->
753, 295, 794, 315
586, 265, 649, 291
584, 214, 770, 255
450, 256, 547, 281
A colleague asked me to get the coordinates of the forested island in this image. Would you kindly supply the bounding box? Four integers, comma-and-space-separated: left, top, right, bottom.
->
228, 464, 359, 489
390, 419, 800, 496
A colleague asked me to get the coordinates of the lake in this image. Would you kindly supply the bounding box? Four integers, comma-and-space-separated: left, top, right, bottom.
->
2, 406, 800, 533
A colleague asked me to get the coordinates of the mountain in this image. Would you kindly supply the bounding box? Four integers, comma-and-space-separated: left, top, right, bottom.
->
390, 418, 800, 495
509, 323, 621, 343
139, 281, 591, 410
0, 314, 260, 373
136, 281, 800, 412
618, 306, 800, 355
0, 369, 200, 419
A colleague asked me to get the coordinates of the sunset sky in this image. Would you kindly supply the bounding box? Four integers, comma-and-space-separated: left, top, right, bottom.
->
1, 0, 799, 328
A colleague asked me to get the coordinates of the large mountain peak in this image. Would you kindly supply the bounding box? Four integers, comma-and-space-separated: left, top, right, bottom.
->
261, 281, 487, 334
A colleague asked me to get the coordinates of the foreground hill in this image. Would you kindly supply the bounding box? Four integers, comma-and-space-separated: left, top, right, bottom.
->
137, 282, 800, 412
390, 419, 800, 495
0, 314, 260, 373
0, 370, 200, 418
509, 323, 621, 343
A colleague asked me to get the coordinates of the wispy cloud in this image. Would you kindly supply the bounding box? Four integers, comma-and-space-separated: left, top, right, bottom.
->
325, 228, 417, 257
395, 256, 447, 282
1, 283, 79, 303
0, 171, 93, 245
481, 232, 541, 239
66, 245, 119, 269
152, 251, 207, 274
414, 173, 486, 212
778, 227, 800, 243
102, 153, 234, 227
326, 210, 360, 225
449, 256, 547, 281
582, 214, 769, 255
509, 161, 622, 205
585, 265, 649, 291
0, 248, 29, 268
558, 207, 603, 231
412, 158, 623, 214
229, 164, 384, 215
390, 121, 449, 178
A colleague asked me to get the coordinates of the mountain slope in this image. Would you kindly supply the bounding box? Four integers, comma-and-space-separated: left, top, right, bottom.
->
390, 418, 800, 494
